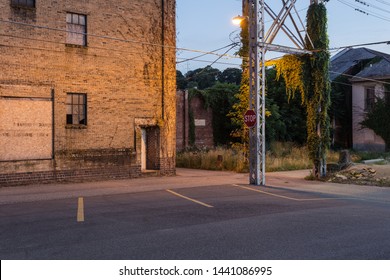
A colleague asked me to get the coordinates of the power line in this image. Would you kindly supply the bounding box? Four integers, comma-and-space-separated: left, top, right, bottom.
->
330, 70, 390, 86
177, 43, 238, 64
336, 0, 390, 22
177, 57, 241, 67
0, 19, 239, 59
373, 0, 390, 7
330, 40, 390, 50
355, 0, 390, 14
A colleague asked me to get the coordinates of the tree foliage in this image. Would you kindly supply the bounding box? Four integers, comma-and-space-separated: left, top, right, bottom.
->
185, 66, 221, 90
360, 95, 390, 151
176, 70, 187, 90
217, 68, 242, 85
204, 83, 240, 145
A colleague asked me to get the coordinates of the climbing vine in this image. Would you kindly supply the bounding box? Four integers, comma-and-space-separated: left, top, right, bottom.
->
275, 55, 305, 102
275, 2, 330, 178
302, 2, 331, 178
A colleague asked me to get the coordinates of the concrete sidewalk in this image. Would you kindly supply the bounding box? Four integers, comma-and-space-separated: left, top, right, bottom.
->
0, 168, 389, 205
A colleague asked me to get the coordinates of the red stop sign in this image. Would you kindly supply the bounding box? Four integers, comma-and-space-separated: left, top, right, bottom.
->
244, 110, 256, 128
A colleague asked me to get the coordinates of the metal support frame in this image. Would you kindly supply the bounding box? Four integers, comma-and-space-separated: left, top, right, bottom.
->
247, 0, 314, 186
248, 0, 265, 185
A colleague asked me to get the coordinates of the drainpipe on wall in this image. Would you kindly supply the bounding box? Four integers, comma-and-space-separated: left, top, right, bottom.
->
161, 0, 165, 120
51, 88, 55, 160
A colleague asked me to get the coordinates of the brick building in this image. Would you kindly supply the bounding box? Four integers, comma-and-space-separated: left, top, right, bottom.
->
0, 0, 176, 186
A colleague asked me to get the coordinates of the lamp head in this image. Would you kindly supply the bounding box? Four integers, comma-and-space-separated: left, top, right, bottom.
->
232, 15, 246, 25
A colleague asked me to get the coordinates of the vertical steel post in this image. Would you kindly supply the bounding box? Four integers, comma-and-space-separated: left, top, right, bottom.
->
248, 0, 266, 186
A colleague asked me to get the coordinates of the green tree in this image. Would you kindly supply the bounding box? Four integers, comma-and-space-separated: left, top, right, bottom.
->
203, 83, 240, 145
217, 68, 242, 85
360, 96, 390, 151
185, 66, 221, 90
176, 70, 188, 90
267, 68, 307, 144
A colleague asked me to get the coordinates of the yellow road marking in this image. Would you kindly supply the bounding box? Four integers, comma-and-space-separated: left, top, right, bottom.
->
166, 189, 214, 208
233, 184, 335, 201
77, 197, 85, 222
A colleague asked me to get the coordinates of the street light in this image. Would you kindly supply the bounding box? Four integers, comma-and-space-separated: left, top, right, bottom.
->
232, 15, 247, 25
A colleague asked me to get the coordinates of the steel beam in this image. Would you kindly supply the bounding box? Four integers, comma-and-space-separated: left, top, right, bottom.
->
248, 0, 265, 186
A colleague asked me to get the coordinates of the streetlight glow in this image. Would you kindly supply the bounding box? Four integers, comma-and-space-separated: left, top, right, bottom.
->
232, 15, 246, 25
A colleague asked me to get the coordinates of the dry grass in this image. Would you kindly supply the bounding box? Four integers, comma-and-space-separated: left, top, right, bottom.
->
176, 142, 340, 173
176, 147, 248, 173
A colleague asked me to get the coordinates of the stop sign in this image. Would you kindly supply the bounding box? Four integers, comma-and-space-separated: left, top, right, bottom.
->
244, 109, 256, 128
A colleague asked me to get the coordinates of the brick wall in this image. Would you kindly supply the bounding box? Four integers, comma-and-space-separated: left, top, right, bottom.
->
176, 90, 214, 150
190, 95, 214, 148
0, 0, 176, 186
176, 90, 189, 150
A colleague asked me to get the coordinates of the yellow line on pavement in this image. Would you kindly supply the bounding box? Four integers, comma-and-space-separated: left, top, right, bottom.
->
166, 189, 214, 208
77, 197, 85, 222
233, 184, 335, 201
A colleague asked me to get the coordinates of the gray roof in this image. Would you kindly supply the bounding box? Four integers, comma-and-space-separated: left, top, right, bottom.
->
330, 47, 390, 81
350, 58, 390, 82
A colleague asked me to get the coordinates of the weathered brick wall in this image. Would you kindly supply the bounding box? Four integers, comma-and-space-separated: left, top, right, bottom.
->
176, 90, 189, 150
0, 165, 141, 187
190, 95, 214, 148
175, 90, 214, 151
0, 0, 176, 185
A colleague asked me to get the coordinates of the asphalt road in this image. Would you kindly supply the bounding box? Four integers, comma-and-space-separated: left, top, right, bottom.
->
1, 169, 390, 259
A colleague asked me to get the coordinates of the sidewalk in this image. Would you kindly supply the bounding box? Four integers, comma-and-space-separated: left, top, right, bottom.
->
0, 168, 389, 205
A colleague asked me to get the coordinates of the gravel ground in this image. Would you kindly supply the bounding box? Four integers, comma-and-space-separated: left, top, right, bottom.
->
328, 163, 390, 187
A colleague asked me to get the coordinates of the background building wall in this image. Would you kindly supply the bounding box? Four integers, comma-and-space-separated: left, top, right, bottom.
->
176, 90, 213, 151
352, 83, 385, 151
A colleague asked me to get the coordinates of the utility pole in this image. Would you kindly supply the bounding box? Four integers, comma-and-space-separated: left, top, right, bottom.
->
248, 0, 266, 186
243, 0, 313, 186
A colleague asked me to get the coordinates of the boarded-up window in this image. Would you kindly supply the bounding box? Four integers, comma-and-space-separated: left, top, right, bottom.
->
66, 93, 87, 125
66, 13, 87, 46
0, 98, 52, 161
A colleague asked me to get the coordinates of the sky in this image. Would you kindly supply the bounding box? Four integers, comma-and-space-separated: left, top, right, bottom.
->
176, 0, 390, 74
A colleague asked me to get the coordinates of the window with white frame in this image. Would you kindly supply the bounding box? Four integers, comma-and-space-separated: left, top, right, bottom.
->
11, 0, 35, 8
365, 87, 375, 111
66, 93, 87, 125
66, 13, 87, 46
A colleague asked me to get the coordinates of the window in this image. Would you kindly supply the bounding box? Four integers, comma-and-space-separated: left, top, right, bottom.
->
66, 93, 87, 125
66, 13, 87, 46
365, 87, 375, 111
11, 0, 35, 8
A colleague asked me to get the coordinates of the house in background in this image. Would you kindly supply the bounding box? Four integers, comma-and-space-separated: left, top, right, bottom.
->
0, 0, 176, 186
330, 47, 390, 152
